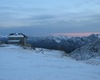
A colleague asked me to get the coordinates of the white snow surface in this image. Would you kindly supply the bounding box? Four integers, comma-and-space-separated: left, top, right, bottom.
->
0, 45, 100, 80
98, 34, 100, 38
8, 33, 24, 37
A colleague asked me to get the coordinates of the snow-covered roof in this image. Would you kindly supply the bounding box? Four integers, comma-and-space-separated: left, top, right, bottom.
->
9, 35, 24, 37
9, 33, 25, 37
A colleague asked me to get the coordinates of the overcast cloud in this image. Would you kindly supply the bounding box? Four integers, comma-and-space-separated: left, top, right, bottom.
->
0, 0, 100, 36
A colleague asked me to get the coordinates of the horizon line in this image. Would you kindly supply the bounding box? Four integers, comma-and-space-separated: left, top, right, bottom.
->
52, 32, 100, 37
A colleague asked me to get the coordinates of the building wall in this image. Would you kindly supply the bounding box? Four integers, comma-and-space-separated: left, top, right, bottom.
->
8, 37, 26, 45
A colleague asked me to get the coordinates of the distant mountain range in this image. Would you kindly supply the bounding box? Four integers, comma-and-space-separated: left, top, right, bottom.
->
0, 34, 100, 60
27, 34, 100, 53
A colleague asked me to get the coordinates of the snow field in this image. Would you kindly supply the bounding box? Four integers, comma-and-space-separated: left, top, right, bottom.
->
0, 45, 100, 80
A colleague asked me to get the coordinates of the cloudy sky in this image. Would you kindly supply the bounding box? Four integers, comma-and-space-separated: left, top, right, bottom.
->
0, 0, 100, 36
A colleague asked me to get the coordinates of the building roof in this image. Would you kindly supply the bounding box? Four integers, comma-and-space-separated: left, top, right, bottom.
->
9, 33, 27, 38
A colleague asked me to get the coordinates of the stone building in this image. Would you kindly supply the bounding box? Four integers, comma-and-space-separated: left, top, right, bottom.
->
8, 33, 27, 46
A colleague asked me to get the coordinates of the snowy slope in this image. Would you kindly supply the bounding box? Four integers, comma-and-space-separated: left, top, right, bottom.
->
69, 40, 100, 60
0, 45, 100, 80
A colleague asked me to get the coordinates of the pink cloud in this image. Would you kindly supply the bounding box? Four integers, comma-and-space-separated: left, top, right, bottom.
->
53, 32, 100, 37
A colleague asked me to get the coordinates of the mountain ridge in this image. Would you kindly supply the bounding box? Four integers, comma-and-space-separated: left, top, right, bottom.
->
69, 39, 100, 60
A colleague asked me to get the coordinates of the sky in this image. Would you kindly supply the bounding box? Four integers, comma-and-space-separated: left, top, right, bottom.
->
0, 0, 100, 36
